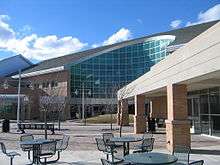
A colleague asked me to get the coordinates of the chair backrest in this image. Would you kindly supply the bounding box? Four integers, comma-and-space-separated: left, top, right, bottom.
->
173, 145, 190, 164
20, 134, 34, 142
61, 135, 70, 150
103, 133, 114, 145
0, 142, 7, 154
189, 160, 204, 165
39, 141, 57, 156
142, 138, 155, 152
142, 132, 153, 139
101, 159, 112, 165
95, 138, 107, 152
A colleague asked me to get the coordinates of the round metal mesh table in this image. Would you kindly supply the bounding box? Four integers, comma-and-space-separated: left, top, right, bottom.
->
124, 152, 178, 164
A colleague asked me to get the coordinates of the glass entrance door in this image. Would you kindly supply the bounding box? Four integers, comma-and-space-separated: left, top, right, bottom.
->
188, 97, 200, 133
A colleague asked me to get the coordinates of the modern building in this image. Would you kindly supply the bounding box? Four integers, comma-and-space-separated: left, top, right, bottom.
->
7, 20, 218, 120
0, 55, 35, 120
117, 21, 220, 151
0, 54, 33, 77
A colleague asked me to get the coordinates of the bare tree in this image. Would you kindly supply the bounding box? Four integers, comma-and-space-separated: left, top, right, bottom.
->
106, 83, 121, 131
0, 94, 7, 119
117, 84, 135, 137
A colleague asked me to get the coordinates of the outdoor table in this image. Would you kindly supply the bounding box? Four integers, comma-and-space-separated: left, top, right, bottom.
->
20, 139, 52, 165
124, 152, 178, 165
111, 136, 143, 156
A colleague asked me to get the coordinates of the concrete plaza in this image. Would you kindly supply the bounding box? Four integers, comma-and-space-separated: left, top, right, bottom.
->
0, 121, 220, 164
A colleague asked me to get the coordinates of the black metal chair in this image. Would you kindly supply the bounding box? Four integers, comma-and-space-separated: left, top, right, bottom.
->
103, 133, 123, 148
20, 134, 34, 160
101, 158, 130, 165
96, 138, 113, 160
133, 138, 155, 153
189, 160, 204, 165
54, 135, 70, 162
142, 132, 153, 139
0, 142, 20, 165
37, 141, 57, 164
172, 145, 191, 165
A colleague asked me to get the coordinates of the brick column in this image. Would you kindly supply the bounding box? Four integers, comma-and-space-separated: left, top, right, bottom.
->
117, 100, 121, 125
134, 95, 146, 134
166, 84, 191, 152
120, 99, 129, 126
150, 96, 167, 119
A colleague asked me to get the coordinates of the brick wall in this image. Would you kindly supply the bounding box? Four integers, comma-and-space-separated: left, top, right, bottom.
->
150, 96, 167, 119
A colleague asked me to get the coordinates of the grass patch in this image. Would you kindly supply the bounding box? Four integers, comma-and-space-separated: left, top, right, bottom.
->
86, 114, 134, 124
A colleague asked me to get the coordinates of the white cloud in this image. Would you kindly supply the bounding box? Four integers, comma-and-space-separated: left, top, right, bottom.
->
0, 15, 15, 40
103, 28, 132, 45
91, 28, 132, 48
91, 43, 99, 48
0, 15, 87, 61
92, 28, 132, 48
186, 4, 220, 26
170, 19, 182, 29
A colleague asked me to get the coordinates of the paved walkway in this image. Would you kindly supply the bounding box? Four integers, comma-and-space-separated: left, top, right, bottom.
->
1, 146, 220, 165
0, 122, 220, 164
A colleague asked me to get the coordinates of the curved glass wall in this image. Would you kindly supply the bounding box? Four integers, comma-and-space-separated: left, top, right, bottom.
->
70, 36, 174, 99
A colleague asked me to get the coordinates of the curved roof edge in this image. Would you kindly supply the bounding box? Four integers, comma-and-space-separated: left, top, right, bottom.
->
65, 35, 176, 69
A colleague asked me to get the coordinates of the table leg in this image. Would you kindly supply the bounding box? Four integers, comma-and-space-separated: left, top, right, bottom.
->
127, 142, 130, 155
123, 142, 126, 156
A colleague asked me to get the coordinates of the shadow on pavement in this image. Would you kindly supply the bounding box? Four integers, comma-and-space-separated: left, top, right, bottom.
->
191, 149, 220, 155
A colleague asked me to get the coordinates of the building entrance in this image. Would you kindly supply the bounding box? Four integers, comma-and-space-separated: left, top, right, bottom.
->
188, 88, 220, 137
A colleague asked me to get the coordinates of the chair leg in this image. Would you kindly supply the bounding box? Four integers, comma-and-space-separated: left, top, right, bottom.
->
10, 157, 13, 165
106, 154, 109, 160
28, 151, 30, 160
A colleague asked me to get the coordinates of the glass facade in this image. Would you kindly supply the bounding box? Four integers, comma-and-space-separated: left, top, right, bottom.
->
188, 87, 220, 137
70, 37, 174, 99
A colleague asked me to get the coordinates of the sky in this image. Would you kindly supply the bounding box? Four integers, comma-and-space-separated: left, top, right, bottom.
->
0, 0, 220, 63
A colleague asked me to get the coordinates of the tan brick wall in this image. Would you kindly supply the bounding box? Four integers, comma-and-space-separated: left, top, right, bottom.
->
167, 84, 188, 120
117, 100, 121, 125
166, 84, 191, 152
24, 71, 71, 120
134, 95, 146, 133
24, 70, 69, 97
150, 96, 167, 119
120, 99, 129, 126
0, 70, 71, 120
166, 120, 191, 153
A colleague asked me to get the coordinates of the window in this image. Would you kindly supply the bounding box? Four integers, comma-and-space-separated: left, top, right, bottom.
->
42, 82, 46, 88
42, 82, 50, 88
51, 81, 58, 88
46, 82, 50, 88
34, 84, 39, 88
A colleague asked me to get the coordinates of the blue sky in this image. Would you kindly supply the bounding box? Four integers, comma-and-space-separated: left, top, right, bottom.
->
0, 0, 220, 63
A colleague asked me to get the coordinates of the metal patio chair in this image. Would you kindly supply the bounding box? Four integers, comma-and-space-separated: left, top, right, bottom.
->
172, 145, 191, 165
54, 134, 70, 162
0, 142, 20, 165
37, 141, 57, 164
133, 137, 155, 153
96, 138, 113, 160
20, 134, 34, 160
103, 133, 123, 148
142, 131, 153, 139
189, 160, 204, 165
